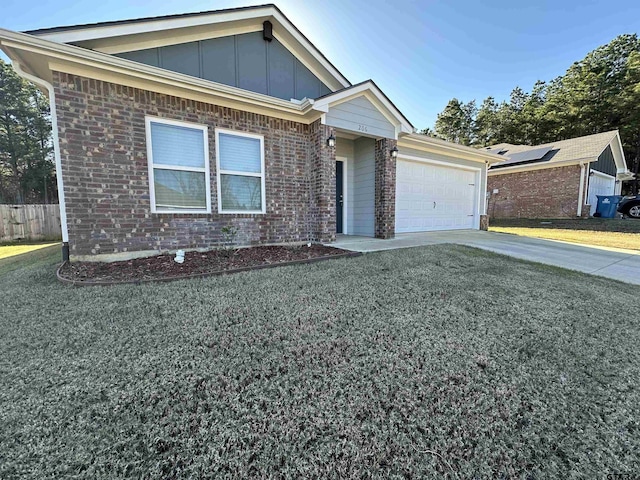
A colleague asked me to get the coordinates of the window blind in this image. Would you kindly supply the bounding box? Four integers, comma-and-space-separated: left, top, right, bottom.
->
218, 133, 261, 173
150, 122, 205, 168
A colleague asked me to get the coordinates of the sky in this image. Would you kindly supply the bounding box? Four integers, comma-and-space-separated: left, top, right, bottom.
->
2, 0, 640, 130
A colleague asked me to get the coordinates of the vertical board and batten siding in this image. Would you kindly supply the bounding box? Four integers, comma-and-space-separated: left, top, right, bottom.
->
590, 145, 617, 177
116, 32, 331, 101
0, 204, 62, 241
352, 138, 376, 237
324, 96, 396, 140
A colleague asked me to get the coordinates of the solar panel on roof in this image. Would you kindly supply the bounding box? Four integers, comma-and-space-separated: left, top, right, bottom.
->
505, 146, 553, 163
492, 146, 554, 168
486, 147, 506, 155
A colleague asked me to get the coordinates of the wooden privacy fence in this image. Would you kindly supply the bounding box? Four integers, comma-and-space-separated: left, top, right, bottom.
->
0, 204, 62, 242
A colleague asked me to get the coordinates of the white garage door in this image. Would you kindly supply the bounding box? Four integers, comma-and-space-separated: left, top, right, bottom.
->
587, 171, 615, 216
395, 158, 478, 233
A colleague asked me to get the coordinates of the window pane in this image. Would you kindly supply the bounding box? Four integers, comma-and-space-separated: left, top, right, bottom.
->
150, 122, 205, 168
220, 174, 262, 211
154, 169, 207, 210
218, 133, 261, 173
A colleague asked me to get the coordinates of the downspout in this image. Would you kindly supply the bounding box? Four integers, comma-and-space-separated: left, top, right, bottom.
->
13, 62, 69, 261
577, 162, 586, 217
484, 161, 489, 216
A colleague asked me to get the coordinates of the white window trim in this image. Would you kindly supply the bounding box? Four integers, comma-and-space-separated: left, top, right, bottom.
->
145, 116, 211, 214
215, 128, 266, 215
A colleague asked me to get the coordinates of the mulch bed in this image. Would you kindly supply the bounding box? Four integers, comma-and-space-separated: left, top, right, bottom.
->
57, 244, 358, 286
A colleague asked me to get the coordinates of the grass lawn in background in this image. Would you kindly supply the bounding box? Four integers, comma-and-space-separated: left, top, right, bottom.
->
490, 218, 640, 251
0, 241, 59, 260
0, 242, 60, 276
1, 245, 638, 478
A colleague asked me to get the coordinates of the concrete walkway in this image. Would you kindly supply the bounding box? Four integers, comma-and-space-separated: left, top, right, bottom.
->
330, 230, 640, 285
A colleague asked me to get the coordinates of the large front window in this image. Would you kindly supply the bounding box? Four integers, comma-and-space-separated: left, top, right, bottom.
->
215, 130, 265, 214
146, 117, 211, 213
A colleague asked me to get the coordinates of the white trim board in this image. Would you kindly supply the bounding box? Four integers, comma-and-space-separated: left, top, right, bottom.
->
336, 155, 348, 235
397, 153, 482, 172
26, 5, 351, 91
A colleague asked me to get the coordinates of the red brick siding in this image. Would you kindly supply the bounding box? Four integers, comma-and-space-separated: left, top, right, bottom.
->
374, 138, 397, 239
309, 121, 336, 243
487, 165, 589, 219
53, 72, 335, 257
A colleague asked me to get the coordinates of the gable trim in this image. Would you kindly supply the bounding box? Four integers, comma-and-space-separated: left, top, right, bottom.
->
1, 29, 337, 123
24, 4, 351, 91
311, 81, 414, 138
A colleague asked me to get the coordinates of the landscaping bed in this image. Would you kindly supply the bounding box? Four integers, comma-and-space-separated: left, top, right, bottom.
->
58, 244, 356, 285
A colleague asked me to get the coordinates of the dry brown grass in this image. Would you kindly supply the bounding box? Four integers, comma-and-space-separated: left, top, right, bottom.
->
490, 226, 640, 251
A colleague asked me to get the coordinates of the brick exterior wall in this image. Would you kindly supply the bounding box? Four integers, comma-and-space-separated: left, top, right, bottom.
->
374, 138, 397, 239
53, 72, 342, 258
487, 165, 589, 219
309, 121, 336, 243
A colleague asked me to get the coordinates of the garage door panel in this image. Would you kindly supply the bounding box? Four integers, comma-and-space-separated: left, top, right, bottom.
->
587, 172, 615, 216
395, 159, 478, 233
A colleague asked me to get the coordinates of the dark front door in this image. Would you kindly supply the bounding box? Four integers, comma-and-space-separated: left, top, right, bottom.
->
336, 161, 344, 234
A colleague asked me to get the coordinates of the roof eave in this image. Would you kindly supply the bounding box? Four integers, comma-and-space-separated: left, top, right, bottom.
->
0, 28, 333, 123
311, 80, 414, 133
21, 4, 351, 90
401, 133, 505, 163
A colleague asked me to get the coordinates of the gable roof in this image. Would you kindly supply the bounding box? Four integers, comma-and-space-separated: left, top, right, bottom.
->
22, 4, 350, 92
311, 80, 414, 135
488, 130, 630, 177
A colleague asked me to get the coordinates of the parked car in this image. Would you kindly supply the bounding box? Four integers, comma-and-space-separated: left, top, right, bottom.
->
618, 195, 640, 218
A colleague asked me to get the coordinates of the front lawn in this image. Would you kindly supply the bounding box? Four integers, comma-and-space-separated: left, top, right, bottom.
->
1, 246, 638, 478
490, 218, 640, 250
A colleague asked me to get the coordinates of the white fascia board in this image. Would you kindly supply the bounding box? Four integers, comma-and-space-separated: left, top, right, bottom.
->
28, 6, 351, 90
312, 81, 413, 133
94, 23, 263, 54
611, 131, 630, 174
29, 7, 276, 43
399, 135, 502, 164
270, 10, 350, 88
0, 29, 327, 121
398, 153, 482, 172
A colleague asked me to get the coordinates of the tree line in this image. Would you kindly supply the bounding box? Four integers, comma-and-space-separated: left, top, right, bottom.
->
427, 34, 640, 190
0, 59, 55, 204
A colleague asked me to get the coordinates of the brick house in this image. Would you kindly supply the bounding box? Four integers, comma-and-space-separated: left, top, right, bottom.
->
0, 4, 502, 261
486, 131, 633, 219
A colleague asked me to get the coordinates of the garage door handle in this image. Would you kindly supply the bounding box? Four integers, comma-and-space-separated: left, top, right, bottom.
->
433, 202, 436, 209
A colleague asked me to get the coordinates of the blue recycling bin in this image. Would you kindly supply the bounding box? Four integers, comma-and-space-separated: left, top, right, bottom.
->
595, 195, 623, 218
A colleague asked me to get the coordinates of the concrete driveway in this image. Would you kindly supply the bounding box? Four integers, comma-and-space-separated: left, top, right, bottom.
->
331, 230, 640, 285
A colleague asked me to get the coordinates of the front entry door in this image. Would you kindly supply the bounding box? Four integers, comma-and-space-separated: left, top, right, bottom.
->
336, 161, 344, 233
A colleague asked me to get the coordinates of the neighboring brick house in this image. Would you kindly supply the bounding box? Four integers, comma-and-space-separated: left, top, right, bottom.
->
0, 4, 503, 261
487, 131, 633, 219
